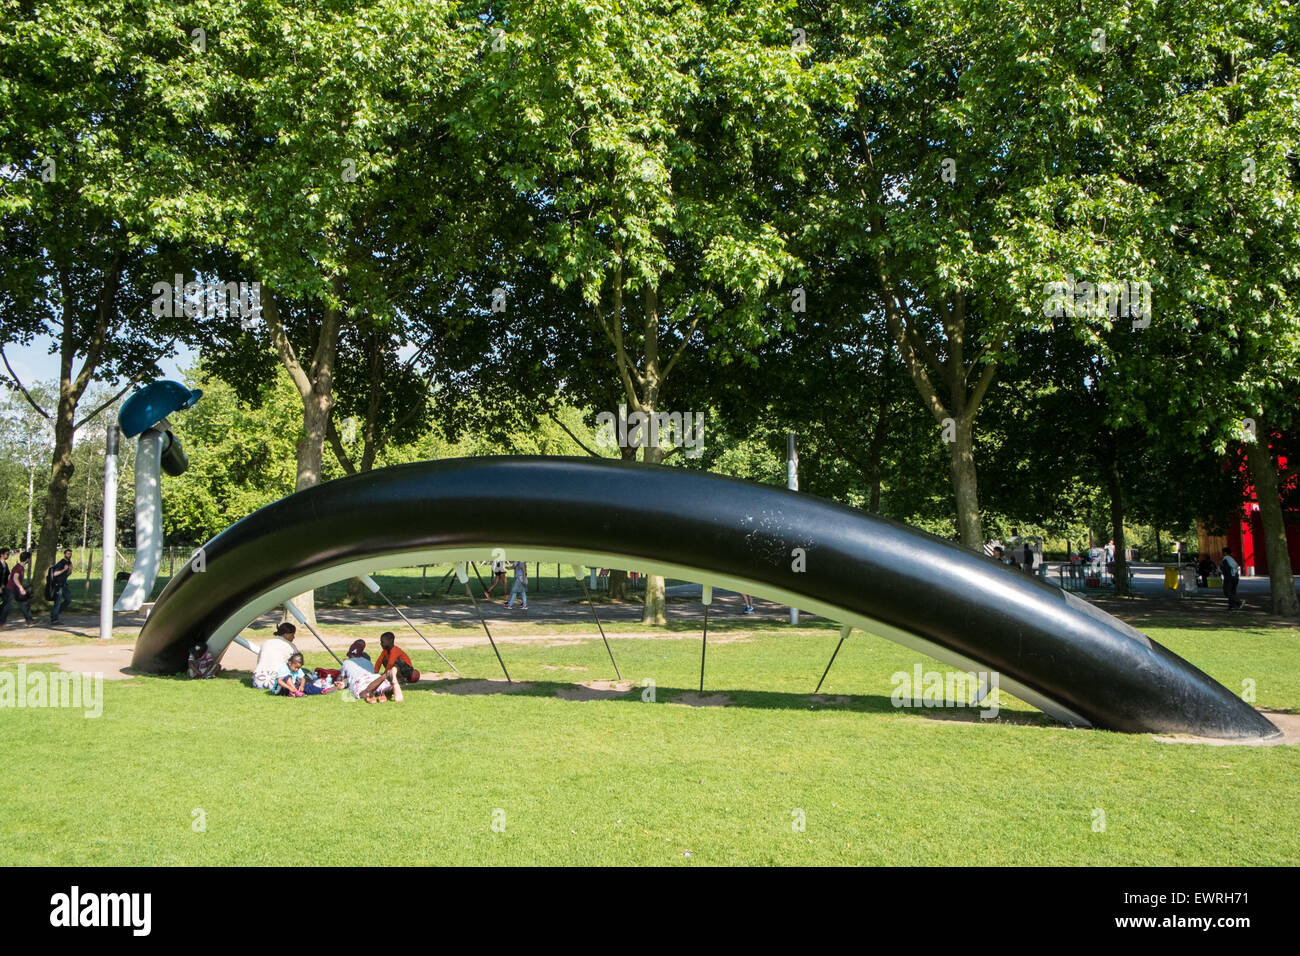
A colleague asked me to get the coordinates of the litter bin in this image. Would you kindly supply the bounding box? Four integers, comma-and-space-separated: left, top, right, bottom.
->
1164, 566, 1179, 590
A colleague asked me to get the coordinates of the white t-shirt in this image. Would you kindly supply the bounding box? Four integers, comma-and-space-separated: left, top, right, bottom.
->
255, 637, 298, 675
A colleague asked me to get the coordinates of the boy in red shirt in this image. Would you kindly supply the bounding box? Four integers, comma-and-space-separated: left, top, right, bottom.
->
373, 631, 419, 691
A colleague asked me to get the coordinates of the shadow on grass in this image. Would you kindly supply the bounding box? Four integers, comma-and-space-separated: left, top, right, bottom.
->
1087, 594, 1300, 630
418, 675, 1058, 727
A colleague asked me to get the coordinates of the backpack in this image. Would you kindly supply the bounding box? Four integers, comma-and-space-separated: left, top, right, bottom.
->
44, 565, 56, 601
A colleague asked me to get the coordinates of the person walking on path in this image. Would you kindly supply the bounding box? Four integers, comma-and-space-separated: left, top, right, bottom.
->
484, 556, 507, 599
49, 548, 73, 624
1219, 547, 1243, 611
505, 559, 528, 610
0, 548, 11, 625
741, 593, 755, 615
4, 551, 34, 626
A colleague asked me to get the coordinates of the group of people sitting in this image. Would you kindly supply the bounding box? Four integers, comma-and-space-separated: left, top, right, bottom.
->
186, 622, 422, 702
336, 635, 420, 702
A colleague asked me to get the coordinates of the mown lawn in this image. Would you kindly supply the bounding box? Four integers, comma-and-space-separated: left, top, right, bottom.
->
0, 623, 1296, 866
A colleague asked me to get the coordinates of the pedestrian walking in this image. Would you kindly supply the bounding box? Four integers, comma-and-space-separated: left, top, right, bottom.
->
49, 548, 74, 624
484, 555, 507, 599
505, 559, 528, 610
4, 550, 34, 626
0, 548, 11, 624
1219, 547, 1243, 611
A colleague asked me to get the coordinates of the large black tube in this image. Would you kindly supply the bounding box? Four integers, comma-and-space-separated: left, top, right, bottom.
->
132, 456, 1279, 739
159, 431, 189, 477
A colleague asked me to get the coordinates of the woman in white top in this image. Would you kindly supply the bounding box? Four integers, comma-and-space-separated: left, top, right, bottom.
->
252, 622, 300, 689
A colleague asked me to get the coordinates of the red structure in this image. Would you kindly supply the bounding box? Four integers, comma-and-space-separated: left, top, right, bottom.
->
1224, 442, 1300, 577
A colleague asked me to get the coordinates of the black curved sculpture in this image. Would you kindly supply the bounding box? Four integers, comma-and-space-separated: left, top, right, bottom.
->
133, 456, 1279, 739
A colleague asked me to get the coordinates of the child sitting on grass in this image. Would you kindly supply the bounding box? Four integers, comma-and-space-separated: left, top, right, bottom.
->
187, 641, 221, 679
374, 631, 420, 685
274, 652, 323, 697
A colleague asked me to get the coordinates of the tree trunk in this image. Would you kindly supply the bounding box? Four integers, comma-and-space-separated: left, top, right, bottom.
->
1246, 431, 1300, 617
865, 400, 887, 514
288, 387, 332, 625
32, 390, 79, 608
639, 441, 667, 624
881, 287, 995, 551
345, 577, 367, 605
608, 569, 628, 600
1105, 457, 1129, 597
265, 288, 343, 628
608, 443, 636, 599
948, 416, 984, 549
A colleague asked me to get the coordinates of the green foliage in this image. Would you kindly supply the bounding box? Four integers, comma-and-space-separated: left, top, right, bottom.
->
161, 368, 304, 542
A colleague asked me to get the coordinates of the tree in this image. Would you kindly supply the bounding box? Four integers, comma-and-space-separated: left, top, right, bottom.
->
162, 1, 488, 622
0, 2, 196, 593
161, 366, 304, 545
471, 0, 837, 622
1115, 0, 1300, 614
0, 385, 53, 550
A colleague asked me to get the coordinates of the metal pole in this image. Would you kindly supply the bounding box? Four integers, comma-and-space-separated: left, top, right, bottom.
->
699, 585, 712, 691
469, 560, 491, 597
813, 625, 853, 694
285, 602, 343, 665
788, 431, 799, 626
459, 563, 510, 681
576, 569, 621, 680
361, 575, 459, 674
99, 426, 119, 641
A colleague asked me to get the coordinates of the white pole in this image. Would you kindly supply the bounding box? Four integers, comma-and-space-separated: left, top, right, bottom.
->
788, 431, 799, 626
80, 470, 91, 567
115, 429, 164, 611
99, 426, 119, 640
24, 464, 34, 551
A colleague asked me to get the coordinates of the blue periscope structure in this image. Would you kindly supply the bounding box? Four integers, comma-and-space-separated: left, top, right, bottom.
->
132, 457, 1280, 740
114, 380, 202, 612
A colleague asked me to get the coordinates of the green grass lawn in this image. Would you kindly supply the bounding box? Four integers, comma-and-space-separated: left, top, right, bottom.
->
0, 623, 1296, 866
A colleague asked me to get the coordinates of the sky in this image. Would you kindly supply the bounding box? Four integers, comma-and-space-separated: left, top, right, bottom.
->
5, 334, 198, 391
5, 333, 422, 395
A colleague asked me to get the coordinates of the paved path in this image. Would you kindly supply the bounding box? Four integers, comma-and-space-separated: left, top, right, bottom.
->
4, 565, 1295, 678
